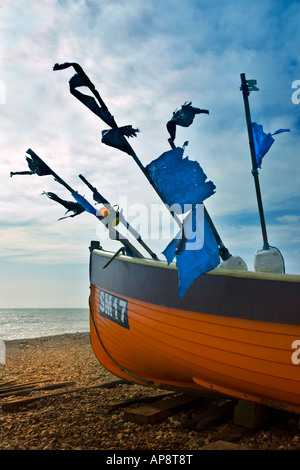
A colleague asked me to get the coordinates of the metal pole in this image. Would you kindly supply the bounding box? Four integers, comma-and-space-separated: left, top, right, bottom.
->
240, 73, 269, 249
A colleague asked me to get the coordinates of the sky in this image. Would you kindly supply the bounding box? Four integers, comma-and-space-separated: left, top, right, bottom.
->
0, 0, 299, 307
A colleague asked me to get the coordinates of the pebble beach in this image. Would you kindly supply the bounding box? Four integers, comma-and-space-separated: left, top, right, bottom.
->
0, 332, 299, 452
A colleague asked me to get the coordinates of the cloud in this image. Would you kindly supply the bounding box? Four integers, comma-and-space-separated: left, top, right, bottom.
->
1, 0, 300, 306
276, 214, 300, 224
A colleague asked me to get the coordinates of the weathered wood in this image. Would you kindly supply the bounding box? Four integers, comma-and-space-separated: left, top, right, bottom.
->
193, 401, 236, 431
200, 440, 249, 450
212, 423, 253, 443
124, 394, 199, 424
107, 392, 174, 410
0, 380, 19, 389
1, 379, 128, 411
0, 381, 76, 398
0, 384, 35, 394
0, 379, 52, 394
233, 399, 273, 429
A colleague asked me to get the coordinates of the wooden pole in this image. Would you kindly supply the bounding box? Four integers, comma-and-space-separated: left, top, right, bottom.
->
79, 174, 159, 260
54, 63, 231, 260
26, 149, 145, 259
240, 73, 269, 249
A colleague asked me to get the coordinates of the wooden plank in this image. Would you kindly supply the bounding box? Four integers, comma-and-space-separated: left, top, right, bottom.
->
0, 381, 76, 398
192, 400, 236, 431
0, 379, 52, 393
124, 394, 199, 424
1, 379, 129, 412
0, 385, 36, 395
233, 400, 273, 429
107, 392, 174, 410
212, 423, 253, 443
200, 440, 249, 450
0, 380, 19, 389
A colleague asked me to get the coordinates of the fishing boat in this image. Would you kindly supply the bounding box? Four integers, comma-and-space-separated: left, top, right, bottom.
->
89, 244, 300, 414
11, 63, 300, 415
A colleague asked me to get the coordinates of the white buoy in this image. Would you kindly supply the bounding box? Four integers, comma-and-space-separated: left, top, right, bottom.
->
254, 246, 285, 273
218, 255, 248, 271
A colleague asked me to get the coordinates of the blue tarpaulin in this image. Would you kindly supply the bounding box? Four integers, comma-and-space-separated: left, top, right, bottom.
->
252, 123, 290, 168
163, 206, 220, 298
145, 147, 215, 214
147, 145, 219, 296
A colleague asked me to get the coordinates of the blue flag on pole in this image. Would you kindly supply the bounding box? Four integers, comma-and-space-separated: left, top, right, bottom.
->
252, 123, 290, 168
147, 145, 219, 296
72, 192, 98, 215
163, 205, 220, 298
145, 146, 216, 214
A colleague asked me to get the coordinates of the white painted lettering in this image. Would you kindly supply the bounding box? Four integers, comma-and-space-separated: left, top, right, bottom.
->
119, 299, 127, 323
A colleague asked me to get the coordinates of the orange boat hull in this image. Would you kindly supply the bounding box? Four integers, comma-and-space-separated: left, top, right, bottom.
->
89, 247, 300, 414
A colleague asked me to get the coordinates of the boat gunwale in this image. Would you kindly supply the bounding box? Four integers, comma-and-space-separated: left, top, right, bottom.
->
92, 248, 300, 283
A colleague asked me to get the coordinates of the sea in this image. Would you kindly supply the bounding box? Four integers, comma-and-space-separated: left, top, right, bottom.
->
0, 308, 90, 341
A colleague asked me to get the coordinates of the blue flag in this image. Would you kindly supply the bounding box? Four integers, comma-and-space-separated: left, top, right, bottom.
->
145, 147, 215, 214
252, 123, 290, 168
163, 206, 220, 297
72, 192, 98, 215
